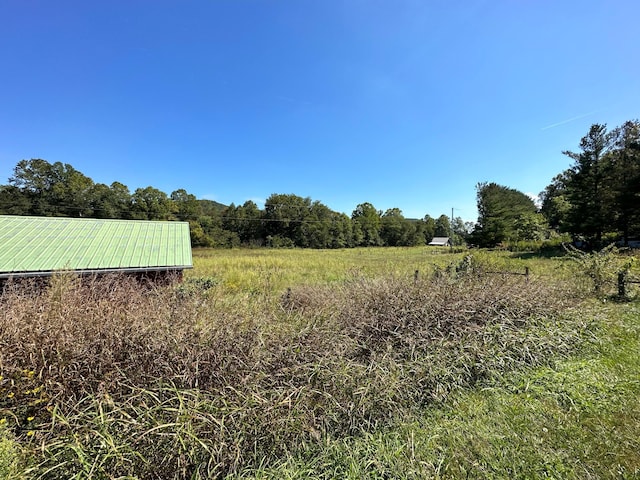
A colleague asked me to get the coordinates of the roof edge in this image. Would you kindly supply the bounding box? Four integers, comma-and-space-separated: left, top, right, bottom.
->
0, 265, 193, 280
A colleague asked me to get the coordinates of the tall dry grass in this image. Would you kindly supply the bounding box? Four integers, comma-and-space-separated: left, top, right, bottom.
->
0, 268, 586, 478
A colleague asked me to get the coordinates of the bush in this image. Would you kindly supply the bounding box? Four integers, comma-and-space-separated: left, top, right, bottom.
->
564, 243, 624, 295
0, 424, 22, 479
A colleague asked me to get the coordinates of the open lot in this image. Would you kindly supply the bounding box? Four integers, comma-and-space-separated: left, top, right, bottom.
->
1, 247, 639, 479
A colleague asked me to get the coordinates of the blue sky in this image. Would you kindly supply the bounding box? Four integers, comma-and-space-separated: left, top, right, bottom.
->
1, 1, 638, 222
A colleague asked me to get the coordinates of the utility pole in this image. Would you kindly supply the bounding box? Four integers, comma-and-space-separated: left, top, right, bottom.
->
450, 207, 454, 249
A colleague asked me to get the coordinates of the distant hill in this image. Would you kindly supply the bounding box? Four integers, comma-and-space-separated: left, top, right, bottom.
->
198, 199, 227, 215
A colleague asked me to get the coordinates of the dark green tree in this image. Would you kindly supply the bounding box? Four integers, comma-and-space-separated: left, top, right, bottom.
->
264, 193, 312, 247
380, 208, 406, 246
563, 124, 614, 243
608, 120, 640, 243
86, 181, 134, 219
434, 214, 451, 238
171, 189, 202, 221
0, 185, 31, 215
422, 215, 436, 243
225, 200, 264, 245
131, 186, 174, 220
352, 202, 382, 246
197, 213, 239, 248
403, 219, 426, 246
471, 182, 537, 247
540, 172, 572, 232
87, 183, 119, 218
9, 159, 59, 205
9, 159, 94, 216
108, 182, 134, 219
299, 201, 334, 248
328, 212, 355, 248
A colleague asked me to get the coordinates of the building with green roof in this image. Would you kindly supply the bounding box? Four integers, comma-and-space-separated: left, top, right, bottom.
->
0, 215, 192, 280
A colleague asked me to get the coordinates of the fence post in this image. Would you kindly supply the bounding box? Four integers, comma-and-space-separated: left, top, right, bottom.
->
525, 266, 529, 283
618, 271, 627, 298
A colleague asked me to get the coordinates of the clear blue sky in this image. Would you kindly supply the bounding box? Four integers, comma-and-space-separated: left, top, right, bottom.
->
1, 1, 638, 222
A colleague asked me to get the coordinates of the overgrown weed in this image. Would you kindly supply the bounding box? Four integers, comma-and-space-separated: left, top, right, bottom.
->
0, 263, 594, 478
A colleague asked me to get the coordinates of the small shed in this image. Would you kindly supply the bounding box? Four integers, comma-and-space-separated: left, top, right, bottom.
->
0, 215, 192, 282
428, 236, 452, 247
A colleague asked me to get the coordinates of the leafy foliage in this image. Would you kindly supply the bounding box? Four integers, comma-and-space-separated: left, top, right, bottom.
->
541, 120, 640, 245
563, 243, 623, 295
1, 159, 463, 249
471, 182, 538, 247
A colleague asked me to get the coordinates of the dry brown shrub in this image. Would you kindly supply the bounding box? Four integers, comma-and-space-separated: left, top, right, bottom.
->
0, 271, 585, 478
1, 274, 260, 401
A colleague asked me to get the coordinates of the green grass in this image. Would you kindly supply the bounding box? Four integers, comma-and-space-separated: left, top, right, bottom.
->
189, 246, 578, 297
232, 300, 640, 479
0, 423, 23, 479
190, 247, 466, 290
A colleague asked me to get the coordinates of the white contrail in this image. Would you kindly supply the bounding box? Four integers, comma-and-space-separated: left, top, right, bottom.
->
541, 111, 598, 130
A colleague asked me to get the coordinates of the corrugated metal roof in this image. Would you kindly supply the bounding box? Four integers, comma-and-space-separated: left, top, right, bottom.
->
0, 215, 192, 277
428, 237, 451, 246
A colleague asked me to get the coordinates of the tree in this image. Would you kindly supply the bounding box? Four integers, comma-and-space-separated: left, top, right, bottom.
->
328, 212, 355, 248
541, 119, 640, 245
404, 219, 427, 246
451, 216, 471, 245
264, 194, 312, 247
0, 185, 31, 215
296, 201, 330, 248
380, 208, 405, 246
434, 214, 451, 238
222, 200, 264, 245
9, 159, 94, 216
197, 213, 239, 248
171, 189, 202, 221
87, 183, 119, 218
540, 172, 572, 232
608, 120, 640, 243
352, 202, 382, 246
514, 212, 549, 241
563, 124, 614, 243
108, 182, 134, 219
131, 186, 174, 220
471, 182, 537, 247
9, 159, 58, 195
422, 215, 436, 243
188, 220, 213, 247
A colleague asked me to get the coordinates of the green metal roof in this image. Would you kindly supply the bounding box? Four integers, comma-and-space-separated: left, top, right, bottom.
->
0, 215, 192, 278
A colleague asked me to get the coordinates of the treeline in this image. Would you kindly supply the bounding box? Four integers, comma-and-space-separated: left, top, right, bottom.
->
0, 159, 468, 248
470, 120, 640, 248
540, 120, 640, 245
5, 120, 634, 250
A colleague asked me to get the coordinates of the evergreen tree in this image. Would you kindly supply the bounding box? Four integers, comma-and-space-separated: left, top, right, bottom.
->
563, 124, 614, 243
608, 120, 640, 242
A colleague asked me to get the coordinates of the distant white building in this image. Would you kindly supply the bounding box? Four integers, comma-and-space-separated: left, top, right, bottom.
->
428, 237, 452, 247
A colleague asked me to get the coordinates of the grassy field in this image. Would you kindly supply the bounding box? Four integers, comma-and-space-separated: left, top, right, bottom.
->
188, 246, 576, 294
1, 246, 639, 479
